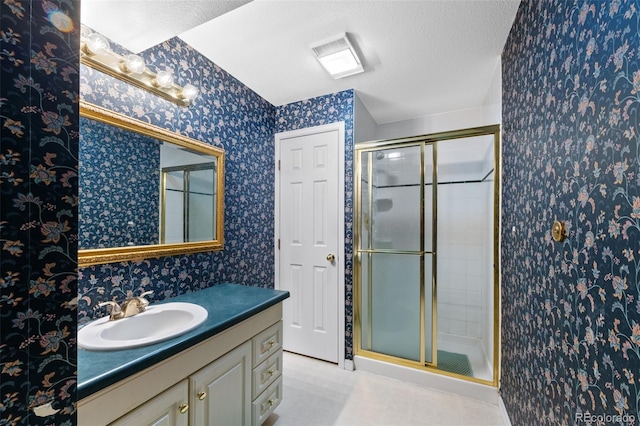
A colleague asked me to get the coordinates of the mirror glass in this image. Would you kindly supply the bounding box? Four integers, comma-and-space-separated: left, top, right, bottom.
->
160, 150, 218, 244
78, 101, 224, 266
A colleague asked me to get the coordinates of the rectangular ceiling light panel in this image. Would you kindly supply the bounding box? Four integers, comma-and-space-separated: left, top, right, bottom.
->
312, 33, 364, 79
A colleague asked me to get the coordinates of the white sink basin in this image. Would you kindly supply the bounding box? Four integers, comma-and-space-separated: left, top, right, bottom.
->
79, 302, 208, 351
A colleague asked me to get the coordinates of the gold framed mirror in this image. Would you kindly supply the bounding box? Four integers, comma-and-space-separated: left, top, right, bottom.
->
78, 101, 225, 267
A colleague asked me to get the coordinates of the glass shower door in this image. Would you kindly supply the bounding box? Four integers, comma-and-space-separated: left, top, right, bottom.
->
355, 125, 500, 385
358, 144, 435, 364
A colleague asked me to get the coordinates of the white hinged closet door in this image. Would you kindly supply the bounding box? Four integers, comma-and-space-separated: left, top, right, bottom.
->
278, 128, 340, 363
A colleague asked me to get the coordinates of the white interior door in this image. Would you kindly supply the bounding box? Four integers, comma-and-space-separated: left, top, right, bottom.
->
276, 126, 341, 363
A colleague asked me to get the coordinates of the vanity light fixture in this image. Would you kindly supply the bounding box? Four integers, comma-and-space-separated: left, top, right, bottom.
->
80, 31, 199, 107
312, 33, 364, 79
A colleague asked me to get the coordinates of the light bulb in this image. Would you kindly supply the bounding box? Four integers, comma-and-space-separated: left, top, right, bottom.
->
80, 25, 92, 39
122, 54, 146, 74
154, 70, 174, 88
180, 84, 199, 102
84, 33, 110, 55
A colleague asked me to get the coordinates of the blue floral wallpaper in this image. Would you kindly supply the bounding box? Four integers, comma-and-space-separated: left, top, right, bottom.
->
0, 0, 79, 424
276, 91, 355, 360
79, 116, 160, 249
502, 0, 640, 424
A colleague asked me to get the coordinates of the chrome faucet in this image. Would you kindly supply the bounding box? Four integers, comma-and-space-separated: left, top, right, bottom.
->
98, 290, 154, 321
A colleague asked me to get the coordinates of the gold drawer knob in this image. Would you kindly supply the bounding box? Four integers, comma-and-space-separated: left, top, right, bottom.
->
268, 369, 275, 377
197, 391, 207, 400
179, 403, 189, 414
269, 340, 275, 348
268, 399, 274, 407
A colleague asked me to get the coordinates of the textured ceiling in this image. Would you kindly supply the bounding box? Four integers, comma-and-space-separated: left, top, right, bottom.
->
82, 0, 521, 125
81, 0, 252, 53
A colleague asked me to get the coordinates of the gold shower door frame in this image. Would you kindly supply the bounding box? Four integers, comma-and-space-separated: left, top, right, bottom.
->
354, 125, 501, 387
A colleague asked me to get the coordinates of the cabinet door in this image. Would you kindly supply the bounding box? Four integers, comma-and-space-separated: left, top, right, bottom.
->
110, 381, 189, 426
191, 341, 252, 426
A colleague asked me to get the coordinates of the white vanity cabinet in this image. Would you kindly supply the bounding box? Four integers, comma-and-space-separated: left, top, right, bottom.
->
78, 304, 283, 426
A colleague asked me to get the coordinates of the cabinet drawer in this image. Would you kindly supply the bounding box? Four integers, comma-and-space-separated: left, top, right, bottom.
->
252, 349, 282, 399
251, 378, 282, 426
252, 321, 282, 367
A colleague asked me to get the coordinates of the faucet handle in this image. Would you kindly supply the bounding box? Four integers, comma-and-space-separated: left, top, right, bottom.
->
98, 301, 122, 320
137, 290, 154, 310
139, 290, 154, 298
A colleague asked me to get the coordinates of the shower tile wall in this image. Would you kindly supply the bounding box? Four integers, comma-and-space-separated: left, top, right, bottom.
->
437, 182, 489, 341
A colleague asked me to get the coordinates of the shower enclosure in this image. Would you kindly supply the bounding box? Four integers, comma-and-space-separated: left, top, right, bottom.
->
354, 126, 499, 385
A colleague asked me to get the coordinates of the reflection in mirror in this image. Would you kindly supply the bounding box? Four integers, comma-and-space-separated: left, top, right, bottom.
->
78, 101, 224, 267
161, 149, 217, 243
79, 116, 162, 249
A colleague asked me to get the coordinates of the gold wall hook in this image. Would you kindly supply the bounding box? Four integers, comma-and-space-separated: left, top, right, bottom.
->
552, 220, 566, 242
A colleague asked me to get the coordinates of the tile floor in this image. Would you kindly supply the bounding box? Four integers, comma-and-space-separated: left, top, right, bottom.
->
264, 352, 506, 426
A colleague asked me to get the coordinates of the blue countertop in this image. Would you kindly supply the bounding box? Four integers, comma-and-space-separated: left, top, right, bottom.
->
78, 283, 289, 400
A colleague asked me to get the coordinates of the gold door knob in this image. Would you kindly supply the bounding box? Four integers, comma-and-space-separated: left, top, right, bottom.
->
179, 403, 189, 414
326, 253, 335, 262
197, 391, 207, 400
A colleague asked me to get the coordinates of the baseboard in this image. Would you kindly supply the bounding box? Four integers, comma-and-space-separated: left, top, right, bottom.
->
343, 359, 355, 371
498, 395, 513, 426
